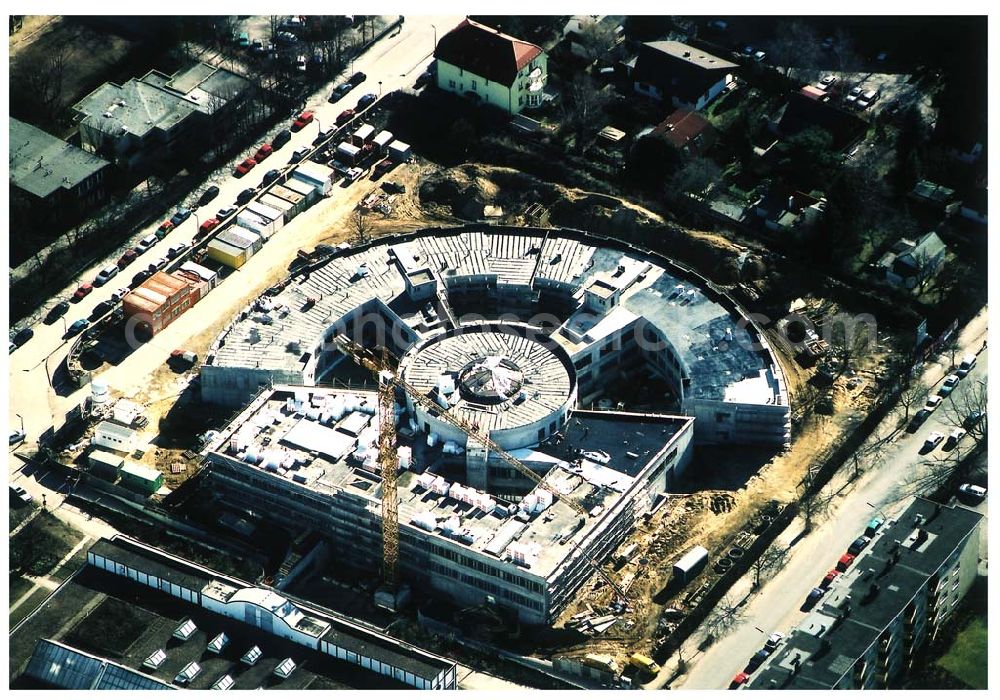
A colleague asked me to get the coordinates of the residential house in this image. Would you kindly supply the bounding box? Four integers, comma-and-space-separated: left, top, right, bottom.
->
773, 90, 867, 151
748, 498, 983, 689
72, 62, 250, 172
631, 41, 737, 110
959, 187, 987, 225
434, 19, 548, 114
9, 118, 111, 221
878, 231, 948, 290
752, 187, 826, 237
909, 179, 959, 216
649, 108, 717, 156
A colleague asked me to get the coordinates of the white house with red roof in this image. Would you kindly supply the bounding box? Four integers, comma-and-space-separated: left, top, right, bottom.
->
433, 18, 547, 115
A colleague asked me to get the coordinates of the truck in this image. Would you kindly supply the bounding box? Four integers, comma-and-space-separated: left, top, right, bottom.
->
583, 654, 618, 674
628, 653, 660, 676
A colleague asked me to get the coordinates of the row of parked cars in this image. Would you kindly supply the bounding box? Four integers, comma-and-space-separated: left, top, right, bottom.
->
908, 352, 980, 435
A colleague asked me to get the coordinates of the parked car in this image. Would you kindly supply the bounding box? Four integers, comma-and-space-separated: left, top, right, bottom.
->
235, 157, 257, 176
836, 553, 855, 571
939, 374, 960, 397
170, 348, 199, 366
730, 672, 749, 688
12, 328, 34, 347
111, 288, 130, 302
848, 536, 871, 555
819, 75, 838, 88
262, 169, 281, 186
271, 129, 292, 149
944, 428, 967, 450
957, 483, 987, 501
216, 206, 237, 220
313, 129, 335, 146
356, 93, 377, 110
846, 85, 863, 105
372, 158, 396, 179
132, 269, 153, 286
956, 353, 977, 378
414, 70, 433, 89
237, 32, 250, 47
330, 82, 353, 102
821, 569, 839, 588
197, 218, 220, 238
89, 299, 115, 320
805, 586, 826, 608
290, 146, 310, 163
291, 110, 314, 131
44, 300, 71, 323
294, 54, 308, 71
275, 31, 299, 45
251, 38, 265, 53
865, 517, 884, 537
924, 395, 943, 412
253, 143, 273, 162
198, 185, 221, 206
963, 410, 984, 429
336, 109, 356, 126
64, 319, 90, 338
857, 89, 880, 109
155, 220, 174, 239
764, 632, 784, 650
236, 188, 256, 205
94, 264, 119, 286
752, 50, 767, 63
747, 649, 770, 669
907, 408, 931, 432
73, 283, 94, 301
167, 243, 189, 259
169, 208, 192, 226
10, 484, 32, 503
349, 71, 367, 86
134, 233, 159, 254
117, 249, 138, 269
148, 257, 169, 272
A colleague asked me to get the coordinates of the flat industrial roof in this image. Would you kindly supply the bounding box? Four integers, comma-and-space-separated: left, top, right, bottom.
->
203, 385, 693, 579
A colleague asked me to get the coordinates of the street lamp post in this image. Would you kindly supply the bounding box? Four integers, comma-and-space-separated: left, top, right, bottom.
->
431, 24, 437, 52
378, 80, 382, 98
865, 502, 888, 520
16, 413, 24, 433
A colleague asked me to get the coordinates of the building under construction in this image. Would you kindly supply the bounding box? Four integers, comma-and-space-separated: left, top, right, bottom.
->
201, 383, 694, 624
196, 225, 791, 624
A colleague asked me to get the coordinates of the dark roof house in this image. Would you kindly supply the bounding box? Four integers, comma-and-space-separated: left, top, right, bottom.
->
774, 91, 868, 151
434, 18, 542, 86
631, 41, 737, 110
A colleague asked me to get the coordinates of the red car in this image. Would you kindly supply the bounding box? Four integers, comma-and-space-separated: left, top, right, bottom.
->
234, 157, 257, 176
155, 220, 174, 239
730, 672, 749, 689
335, 108, 355, 126
117, 249, 138, 269
197, 218, 220, 238
254, 143, 273, 161
291, 110, 314, 131
821, 569, 839, 588
836, 553, 855, 571
73, 283, 94, 301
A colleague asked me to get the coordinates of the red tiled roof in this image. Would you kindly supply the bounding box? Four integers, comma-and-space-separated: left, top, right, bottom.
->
652, 109, 712, 148
434, 18, 543, 86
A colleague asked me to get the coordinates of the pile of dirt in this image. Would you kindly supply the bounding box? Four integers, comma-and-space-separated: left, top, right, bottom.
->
419, 164, 558, 220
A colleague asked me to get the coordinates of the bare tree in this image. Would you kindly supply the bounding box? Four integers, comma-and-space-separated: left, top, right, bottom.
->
898, 382, 925, 422
703, 593, 747, 637
939, 378, 987, 447
799, 469, 832, 533
751, 542, 789, 589
768, 21, 821, 80
574, 18, 616, 64
559, 77, 611, 154
352, 207, 372, 245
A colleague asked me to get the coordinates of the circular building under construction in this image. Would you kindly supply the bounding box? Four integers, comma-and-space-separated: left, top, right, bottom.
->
198, 226, 791, 623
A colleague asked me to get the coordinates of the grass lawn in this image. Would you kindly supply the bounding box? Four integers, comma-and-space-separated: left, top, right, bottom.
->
9, 575, 34, 605
9, 511, 82, 577
8, 502, 38, 532
936, 615, 988, 689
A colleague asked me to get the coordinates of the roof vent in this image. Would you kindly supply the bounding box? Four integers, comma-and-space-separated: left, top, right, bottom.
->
103, 111, 113, 118
683, 51, 691, 57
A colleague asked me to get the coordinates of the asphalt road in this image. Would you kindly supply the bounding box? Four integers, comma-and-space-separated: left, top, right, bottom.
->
7, 15, 461, 449
674, 308, 988, 689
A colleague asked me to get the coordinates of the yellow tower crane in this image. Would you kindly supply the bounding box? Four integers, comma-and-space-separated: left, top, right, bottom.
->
336, 337, 630, 605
